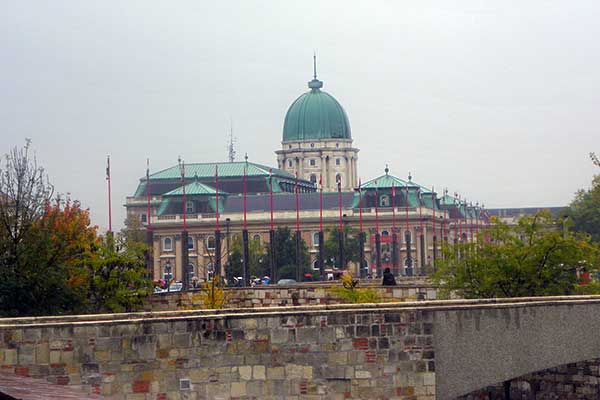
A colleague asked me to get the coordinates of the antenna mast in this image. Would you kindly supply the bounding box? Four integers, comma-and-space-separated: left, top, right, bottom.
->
227, 120, 236, 162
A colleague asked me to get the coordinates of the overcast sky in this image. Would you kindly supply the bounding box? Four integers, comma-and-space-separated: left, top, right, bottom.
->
1, 1, 599, 232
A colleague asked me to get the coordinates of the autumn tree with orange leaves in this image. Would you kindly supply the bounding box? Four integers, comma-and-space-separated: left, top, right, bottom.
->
0, 142, 151, 316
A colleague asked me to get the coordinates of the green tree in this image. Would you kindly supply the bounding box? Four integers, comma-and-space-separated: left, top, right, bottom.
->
226, 234, 267, 281
323, 225, 361, 269
568, 175, 600, 243
258, 227, 311, 280
432, 211, 599, 299
86, 236, 152, 313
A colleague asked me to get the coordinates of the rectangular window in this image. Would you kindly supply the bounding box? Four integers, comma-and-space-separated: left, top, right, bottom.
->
309, 159, 316, 166
186, 201, 194, 213
140, 213, 147, 223
336, 158, 341, 166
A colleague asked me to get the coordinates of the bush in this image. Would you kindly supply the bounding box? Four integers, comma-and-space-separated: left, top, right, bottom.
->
328, 271, 380, 304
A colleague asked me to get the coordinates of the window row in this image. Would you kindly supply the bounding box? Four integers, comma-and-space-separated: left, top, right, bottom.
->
286, 158, 344, 168
161, 234, 262, 252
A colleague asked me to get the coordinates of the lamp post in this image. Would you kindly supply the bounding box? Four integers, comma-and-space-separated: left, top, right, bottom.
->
225, 218, 231, 282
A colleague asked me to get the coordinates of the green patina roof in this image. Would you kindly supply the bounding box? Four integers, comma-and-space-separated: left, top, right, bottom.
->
163, 181, 225, 197
361, 172, 412, 190
148, 161, 292, 181
282, 77, 351, 142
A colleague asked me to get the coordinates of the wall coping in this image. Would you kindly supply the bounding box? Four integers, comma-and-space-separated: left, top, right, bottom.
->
2, 295, 600, 329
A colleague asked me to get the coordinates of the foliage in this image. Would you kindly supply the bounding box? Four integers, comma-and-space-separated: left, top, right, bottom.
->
567, 175, 600, 243
574, 281, 600, 295
258, 227, 311, 280
226, 234, 267, 281
86, 236, 152, 313
0, 142, 152, 316
432, 211, 600, 299
196, 275, 227, 309
329, 271, 380, 303
323, 225, 361, 269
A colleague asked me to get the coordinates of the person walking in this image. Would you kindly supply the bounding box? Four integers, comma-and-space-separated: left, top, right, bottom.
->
382, 267, 397, 286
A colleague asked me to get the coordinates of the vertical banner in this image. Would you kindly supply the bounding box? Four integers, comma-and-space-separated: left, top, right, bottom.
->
269, 169, 276, 282
181, 230, 189, 290
337, 175, 344, 271
391, 182, 398, 276
215, 165, 221, 278
242, 230, 250, 287
242, 163, 250, 286
295, 173, 301, 281
318, 174, 325, 280
358, 179, 366, 279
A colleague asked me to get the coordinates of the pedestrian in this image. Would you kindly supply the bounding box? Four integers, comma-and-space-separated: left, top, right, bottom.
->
382, 267, 397, 286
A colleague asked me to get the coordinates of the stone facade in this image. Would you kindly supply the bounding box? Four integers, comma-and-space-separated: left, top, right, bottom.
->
276, 138, 359, 191
146, 283, 438, 312
460, 359, 600, 399
0, 307, 436, 399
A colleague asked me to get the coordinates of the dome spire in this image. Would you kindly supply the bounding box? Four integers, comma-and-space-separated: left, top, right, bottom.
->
308, 52, 323, 90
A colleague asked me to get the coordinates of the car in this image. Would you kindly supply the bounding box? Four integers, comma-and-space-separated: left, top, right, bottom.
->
276, 279, 297, 285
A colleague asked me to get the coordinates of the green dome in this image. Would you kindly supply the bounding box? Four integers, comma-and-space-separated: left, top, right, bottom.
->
282, 78, 351, 142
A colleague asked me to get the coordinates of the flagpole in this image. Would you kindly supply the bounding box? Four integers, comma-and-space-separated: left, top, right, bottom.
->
374, 182, 381, 278
432, 187, 437, 269
106, 155, 112, 233
405, 185, 412, 276
145, 158, 154, 276
418, 189, 424, 275
179, 158, 190, 290
146, 158, 151, 230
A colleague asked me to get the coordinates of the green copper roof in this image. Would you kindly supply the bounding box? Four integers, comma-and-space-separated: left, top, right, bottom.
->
148, 162, 292, 181
282, 77, 351, 142
163, 181, 224, 197
361, 172, 412, 190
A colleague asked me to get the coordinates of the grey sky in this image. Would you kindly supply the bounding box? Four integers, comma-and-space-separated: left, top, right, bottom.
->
1, 0, 599, 232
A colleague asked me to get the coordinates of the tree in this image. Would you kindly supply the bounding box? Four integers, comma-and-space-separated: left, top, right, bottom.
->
568, 175, 600, 243
258, 227, 311, 280
323, 225, 361, 269
226, 234, 267, 282
432, 211, 599, 299
86, 236, 152, 313
0, 141, 53, 277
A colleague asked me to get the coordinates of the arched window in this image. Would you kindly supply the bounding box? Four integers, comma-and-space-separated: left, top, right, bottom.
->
335, 173, 342, 184
187, 236, 195, 250
253, 234, 261, 243
163, 237, 173, 251
312, 259, 320, 270
380, 194, 390, 207
381, 230, 389, 236
313, 232, 320, 246
206, 263, 214, 280
310, 174, 317, 184
288, 159, 293, 167
206, 236, 216, 250
188, 263, 196, 279
404, 230, 412, 243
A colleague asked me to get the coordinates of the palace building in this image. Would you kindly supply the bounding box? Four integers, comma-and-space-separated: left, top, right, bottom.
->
125, 65, 487, 283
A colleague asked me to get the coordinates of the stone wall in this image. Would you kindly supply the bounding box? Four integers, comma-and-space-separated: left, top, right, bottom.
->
460, 359, 600, 399
0, 305, 436, 399
146, 282, 438, 312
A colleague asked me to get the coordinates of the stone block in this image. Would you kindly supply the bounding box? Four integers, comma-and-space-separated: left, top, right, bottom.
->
231, 381, 246, 397
253, 365, 266, 380
267, 366, 285, 380
238, 365, 252, 380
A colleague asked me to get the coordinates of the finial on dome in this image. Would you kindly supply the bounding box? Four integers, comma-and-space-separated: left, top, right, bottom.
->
244, 152, 248, 162
308, 52, 323, 90
384, 164, 389, 175
408, 172, 412, 182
